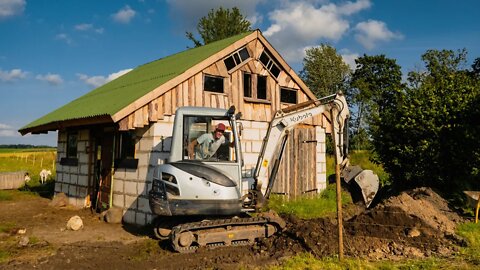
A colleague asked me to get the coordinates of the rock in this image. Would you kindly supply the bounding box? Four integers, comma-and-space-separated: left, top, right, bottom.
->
66, 215, 83, 231
407, 227, 421, 237
49, 193, 68, 207
103, 207, 123, 224
16, 228, 27, 235
18, 236, 29, 247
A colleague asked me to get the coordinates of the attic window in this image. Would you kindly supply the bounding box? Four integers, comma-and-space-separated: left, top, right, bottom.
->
204, 74, 224, 93
259, 51, 281, 78
223, 47, 250, 71
280, 87, 298, 104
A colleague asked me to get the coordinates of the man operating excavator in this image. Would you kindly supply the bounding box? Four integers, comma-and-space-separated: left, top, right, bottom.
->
187, 123, 234, 160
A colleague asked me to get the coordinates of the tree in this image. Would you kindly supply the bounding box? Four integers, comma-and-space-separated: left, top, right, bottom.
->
186, 7, 251, 47
371, 49, 480, 192
349, 55, 404, 151
300, 44, 351, 98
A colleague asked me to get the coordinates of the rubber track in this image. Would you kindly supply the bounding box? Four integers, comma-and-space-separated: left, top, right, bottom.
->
170, 216, 280, 253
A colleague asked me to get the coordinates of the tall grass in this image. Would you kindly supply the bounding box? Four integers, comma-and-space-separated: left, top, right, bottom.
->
0, 149, 56, 181
268, 185, 352, 219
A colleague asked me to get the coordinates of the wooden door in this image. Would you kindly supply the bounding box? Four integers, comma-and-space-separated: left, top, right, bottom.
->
94, 132, 114, 211
273, 126, 317, 199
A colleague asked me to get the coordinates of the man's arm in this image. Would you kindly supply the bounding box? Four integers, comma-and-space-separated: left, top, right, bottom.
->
187, 139, 198, 159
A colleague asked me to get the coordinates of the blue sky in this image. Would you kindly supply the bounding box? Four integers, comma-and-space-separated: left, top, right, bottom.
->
0, 0, 479, 146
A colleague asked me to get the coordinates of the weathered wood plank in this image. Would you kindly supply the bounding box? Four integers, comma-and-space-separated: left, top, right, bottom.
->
188, 78, 194, 106
164, 90, 172, 115
118, 117, 128, 131
182, 80, 189, 106
194, 73, 203, 106
157, 96, 164, 120
143, 105, 149, 126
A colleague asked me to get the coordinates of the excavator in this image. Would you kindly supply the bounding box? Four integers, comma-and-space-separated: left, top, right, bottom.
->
148, 92, 379, 253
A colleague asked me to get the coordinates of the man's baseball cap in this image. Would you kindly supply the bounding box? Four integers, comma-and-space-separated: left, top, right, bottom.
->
216, 123, 226, 131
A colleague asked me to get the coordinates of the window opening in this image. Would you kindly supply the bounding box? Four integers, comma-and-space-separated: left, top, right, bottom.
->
243, 73, 252, 98
223, 46, 251, 71
67, 132, 78, 158
257, 76, 267, 100
259, 50, 281, 79
204, 74, 224, 93
280, 87, 298, 104
184, 116, 236, 162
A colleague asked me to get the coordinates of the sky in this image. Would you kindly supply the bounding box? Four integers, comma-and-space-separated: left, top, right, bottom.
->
0, 0, 479, 146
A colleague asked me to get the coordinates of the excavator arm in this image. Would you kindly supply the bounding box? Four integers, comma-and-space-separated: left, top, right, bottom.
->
251, 92, 379, 207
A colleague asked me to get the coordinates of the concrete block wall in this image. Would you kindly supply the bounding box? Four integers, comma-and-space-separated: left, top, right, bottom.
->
54, 129, 90, 208
315, 126, 327, 192
112, 116, 173, 226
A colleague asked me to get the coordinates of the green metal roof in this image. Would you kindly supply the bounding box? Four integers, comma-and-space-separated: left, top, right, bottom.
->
20, 32, 252, 133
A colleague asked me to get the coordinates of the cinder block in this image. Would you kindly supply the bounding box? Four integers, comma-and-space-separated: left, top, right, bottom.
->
239, 120, 251, 128
113, 194, 125, 208
54, 183, 62, 193
58, 131, 67, 142
251, 121, 268, 129
242, 128, 260, 141
125, 169, 138, 181
139, 137, 153, 152
153, 122, 174, 137
77, 141, 86, 153
125, 195, 137, 208
137, 197, 150, 213
125, 181, 137, 195
61, 183, 69, 194
78, 153, 88, 164
316, 152, 325, 163
136, 153, 149, 168
113, 180, 124, 193
68, 185, 77, 196
70, 174, 78, 185
123, 209, 136, 224
78, 175, 88, 187
251, 141, 262, 153
243, 153, 259, 167
56, 172, 63, 182
78, 187, 87, 198
114, 168, 126, 180
137, 181, 146, 195
316, 127, 326, 143
79, 164, 88, 175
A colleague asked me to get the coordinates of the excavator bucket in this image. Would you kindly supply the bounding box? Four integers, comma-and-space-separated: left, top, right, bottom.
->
342, 165, 379, 208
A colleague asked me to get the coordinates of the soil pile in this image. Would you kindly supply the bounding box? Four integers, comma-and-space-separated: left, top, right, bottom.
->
261, 187, 465, 260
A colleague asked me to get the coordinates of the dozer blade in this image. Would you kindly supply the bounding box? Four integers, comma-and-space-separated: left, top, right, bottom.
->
342, 165, 379, 208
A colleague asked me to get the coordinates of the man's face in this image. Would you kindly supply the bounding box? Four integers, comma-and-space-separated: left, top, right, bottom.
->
214, 129, 224, 139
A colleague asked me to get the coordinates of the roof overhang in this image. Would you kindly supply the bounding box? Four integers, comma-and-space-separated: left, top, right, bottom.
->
19, 115, 114, 135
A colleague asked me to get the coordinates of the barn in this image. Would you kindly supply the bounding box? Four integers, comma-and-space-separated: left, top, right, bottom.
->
19, 30, 333, 226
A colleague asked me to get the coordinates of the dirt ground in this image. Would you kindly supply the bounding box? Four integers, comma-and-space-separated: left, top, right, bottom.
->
0, 187, 466, 269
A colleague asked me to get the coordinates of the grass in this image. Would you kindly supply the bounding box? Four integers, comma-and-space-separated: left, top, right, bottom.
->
268, 184, 352, 219
0, 149, 56, 179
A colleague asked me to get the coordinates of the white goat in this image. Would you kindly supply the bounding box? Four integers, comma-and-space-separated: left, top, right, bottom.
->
39, 169, 52, 184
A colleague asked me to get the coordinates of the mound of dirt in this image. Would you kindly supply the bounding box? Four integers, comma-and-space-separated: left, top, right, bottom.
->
260, 187, 465, 260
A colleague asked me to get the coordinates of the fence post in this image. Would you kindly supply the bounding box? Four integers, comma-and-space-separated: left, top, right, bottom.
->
335, 163, 344, 261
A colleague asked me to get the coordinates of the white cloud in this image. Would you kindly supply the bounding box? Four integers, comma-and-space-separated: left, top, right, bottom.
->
0, 123, 17, 137
340, 52, 359, 69
36, 73, 63, 86
0, 68, 27, 82
75, 23, 104, 34
354, 19, 403, 50
263, 0, 371, 63
0, 0, 26, 20
75, 23, 92, 31
55, 33, 73, 45
77, 68, 133, 88
112, 5, 136, 24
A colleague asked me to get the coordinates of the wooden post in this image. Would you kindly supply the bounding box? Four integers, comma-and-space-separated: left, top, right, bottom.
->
336, 163, 344, 261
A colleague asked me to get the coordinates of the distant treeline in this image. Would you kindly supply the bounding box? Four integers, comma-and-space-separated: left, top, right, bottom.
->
0, 144, 56, 149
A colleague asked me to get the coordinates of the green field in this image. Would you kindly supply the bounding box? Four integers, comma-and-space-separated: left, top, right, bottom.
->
0, 148, 56, 186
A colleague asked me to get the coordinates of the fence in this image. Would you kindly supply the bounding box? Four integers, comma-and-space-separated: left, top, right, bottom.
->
0, 171, 26, 190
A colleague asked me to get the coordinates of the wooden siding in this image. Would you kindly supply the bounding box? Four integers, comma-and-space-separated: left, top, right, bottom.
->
273, 126, 317, 198
118, 40, 324, 130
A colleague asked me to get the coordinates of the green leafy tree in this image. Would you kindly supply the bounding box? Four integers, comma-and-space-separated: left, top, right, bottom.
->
349, 55, 404, 151
300, 44, 351, 98
186, 7, 251, 47
371, 49, 480, 192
